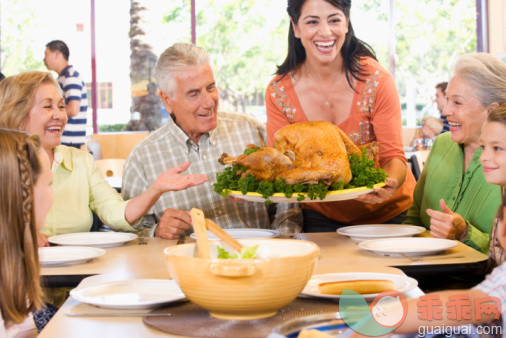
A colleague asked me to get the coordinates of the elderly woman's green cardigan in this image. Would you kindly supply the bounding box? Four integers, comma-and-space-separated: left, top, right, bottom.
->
404, 132, 501, 253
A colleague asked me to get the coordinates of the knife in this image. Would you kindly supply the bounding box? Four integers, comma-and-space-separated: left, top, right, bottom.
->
66, 313, 172, 317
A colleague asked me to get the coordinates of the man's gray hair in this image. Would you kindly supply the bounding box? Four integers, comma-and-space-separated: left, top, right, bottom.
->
454, 53, 506, 107
155, 43, 211, 97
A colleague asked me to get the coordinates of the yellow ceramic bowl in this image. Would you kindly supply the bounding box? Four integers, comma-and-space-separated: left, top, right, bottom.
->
164, 238, 320, 320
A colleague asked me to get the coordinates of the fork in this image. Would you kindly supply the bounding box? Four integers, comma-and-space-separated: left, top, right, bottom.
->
66, 312, 171, 317
399, 253, 423, 262
400, 253, 465, 262
138, 236, 147, 245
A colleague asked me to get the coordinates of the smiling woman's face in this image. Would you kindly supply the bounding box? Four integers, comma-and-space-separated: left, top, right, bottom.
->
292, 0, 348, 64
442, 75, 489, 147
22, 83, 67, 153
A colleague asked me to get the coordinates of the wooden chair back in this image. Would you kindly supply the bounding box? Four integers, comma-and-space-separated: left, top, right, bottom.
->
95, 159, 126, 177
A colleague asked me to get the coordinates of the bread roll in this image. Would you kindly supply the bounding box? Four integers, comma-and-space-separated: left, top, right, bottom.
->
318, 279, 395, 295
297, 329, 333, 338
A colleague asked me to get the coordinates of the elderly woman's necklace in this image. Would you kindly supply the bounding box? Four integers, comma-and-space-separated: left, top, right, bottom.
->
305, 63, 343, 108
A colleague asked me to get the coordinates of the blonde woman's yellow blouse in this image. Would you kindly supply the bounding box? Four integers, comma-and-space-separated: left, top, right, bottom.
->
41, 145, 135, 236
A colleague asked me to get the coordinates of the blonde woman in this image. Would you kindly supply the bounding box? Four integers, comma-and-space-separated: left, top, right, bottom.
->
0, 130, 50, 337
421, 116, 444, 139
0, 71, 208, 245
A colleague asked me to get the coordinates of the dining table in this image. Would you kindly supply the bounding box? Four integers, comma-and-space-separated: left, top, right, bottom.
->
39, 231, 490, 337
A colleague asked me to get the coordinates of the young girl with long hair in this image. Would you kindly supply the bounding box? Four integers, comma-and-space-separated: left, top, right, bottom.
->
0, 129, 52, 337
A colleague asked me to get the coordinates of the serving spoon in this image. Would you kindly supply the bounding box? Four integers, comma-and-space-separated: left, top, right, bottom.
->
190, 208, 210, 258
191, 208, 245, 257
205, 218, 244, 253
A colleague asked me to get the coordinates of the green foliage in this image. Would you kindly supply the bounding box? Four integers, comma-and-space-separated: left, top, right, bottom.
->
160, 0, 476, 116
163, 4, 188, 23
162, 0, 288, 105
355, 1, 388, 22
392, 0, 476, 105
1, 0, 45, 74
213, 147, 387, 204
98, 124, 127, 132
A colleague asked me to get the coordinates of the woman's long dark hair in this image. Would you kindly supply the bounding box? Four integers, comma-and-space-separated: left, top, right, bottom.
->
277, 0, 377, 90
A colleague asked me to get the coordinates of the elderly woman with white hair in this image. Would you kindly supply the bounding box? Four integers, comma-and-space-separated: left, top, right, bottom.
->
404, 53, 506, 253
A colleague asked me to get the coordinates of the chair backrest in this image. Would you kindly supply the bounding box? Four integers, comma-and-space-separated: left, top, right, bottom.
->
402, 127, 418, 148
408, 155, 421, 181
95, 159, 126, 177
91, 132, 149, 159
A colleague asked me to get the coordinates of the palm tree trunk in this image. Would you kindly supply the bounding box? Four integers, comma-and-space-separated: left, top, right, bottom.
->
126, 0, 161, 132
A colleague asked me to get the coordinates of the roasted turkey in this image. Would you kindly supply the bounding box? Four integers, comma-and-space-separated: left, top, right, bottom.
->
273, 121, 362, 184
218, 146, 295, 182
219, 121, 377, 185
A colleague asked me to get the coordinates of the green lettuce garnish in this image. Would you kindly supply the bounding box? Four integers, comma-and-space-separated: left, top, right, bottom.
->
240, 245, 258, 259
217, 245, 258, 259
217, 246, 238, 259
214, 147, 387, 205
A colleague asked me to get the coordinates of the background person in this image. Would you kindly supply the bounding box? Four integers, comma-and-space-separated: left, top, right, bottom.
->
43, 40, 88, 149
404, 53, 506, 253
265, 0, 415, 232
435, 81, 450, 133
0, 71, 208, 245
0, 131, 49, 337
420, 115, 444, 149
122, 43, 301, 239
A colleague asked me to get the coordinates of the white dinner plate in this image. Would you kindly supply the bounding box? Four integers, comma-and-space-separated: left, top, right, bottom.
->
337, 224, 426, 243
190, 228, 280, 240
227, 182, 385, 203
70, 279, 187, 309
48, 232, 138, 248
358, 237, 458, 257
39, 246, 105, 267
104, 176, 122, 189
301, 272, 418, 300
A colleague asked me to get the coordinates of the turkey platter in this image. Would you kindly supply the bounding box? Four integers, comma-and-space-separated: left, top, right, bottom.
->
215, 121, 386, 203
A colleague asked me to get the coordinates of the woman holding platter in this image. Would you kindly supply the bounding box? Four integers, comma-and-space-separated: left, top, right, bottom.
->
265, 0, 415, 232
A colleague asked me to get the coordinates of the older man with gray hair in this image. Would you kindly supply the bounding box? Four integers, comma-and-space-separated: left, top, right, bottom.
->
122, 43, 301, 238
